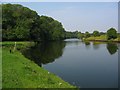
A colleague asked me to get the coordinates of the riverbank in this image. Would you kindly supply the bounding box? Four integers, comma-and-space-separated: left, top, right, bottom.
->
2, 42, 77, 88
83, 35, 120, 43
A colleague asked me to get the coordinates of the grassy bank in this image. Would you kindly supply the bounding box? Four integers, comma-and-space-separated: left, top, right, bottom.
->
83, 35, 120, 42
0, 43, 2, 89
2, 42, 77, 88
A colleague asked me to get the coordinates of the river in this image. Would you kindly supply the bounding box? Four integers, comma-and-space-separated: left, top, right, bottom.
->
22, 39, 119, 88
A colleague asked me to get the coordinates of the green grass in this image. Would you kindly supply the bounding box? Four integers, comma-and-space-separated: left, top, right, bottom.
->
84, 35, 107, 41
0, 45, 2, 89
2, 42, 77, 88
84, 35, 120, 42
1, 41, 35, 49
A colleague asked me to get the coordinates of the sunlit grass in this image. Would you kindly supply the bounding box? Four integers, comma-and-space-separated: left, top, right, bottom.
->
0, 46, 2, 89
2, 42, 77, 88
85, 35, 107, 41
85, 35, 120, 42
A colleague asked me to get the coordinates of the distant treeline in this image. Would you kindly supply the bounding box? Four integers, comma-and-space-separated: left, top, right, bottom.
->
77, 28, 120, 41
2, 4, 119, 42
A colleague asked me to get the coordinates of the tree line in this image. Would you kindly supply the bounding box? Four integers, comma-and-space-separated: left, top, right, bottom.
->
2, 4, 119, 42
77, 28, 119, 40
2, 4, 65, 42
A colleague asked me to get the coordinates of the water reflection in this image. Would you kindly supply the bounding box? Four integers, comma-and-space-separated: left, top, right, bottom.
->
22, 40, 119, 67
85, 41, 90, 45
83, 42, 118, 55
84, 41, 91, 50
106, 43, 118, 55
93, 42, 100, 50
22, 41, 66, 67
21, 39, 119, 88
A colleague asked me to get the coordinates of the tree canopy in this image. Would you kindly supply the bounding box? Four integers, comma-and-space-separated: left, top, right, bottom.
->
2, 4, 65, 42
107, 28, 117, 40
84, 31, 90, 38
93, 31, 100, 37
2, 4, 119, 42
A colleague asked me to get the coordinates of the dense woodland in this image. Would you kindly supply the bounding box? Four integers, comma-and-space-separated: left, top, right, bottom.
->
2, 4, 120, 42
2, 4, 66, 41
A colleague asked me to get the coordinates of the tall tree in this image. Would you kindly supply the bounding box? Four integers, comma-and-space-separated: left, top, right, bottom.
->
93, 30, 100, 37
2, 4, 40, 41
107, 28, 117, 40
84, 31, 90, 38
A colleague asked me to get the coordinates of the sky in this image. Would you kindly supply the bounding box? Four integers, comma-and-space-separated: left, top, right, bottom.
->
2, 2, 118, 33
1, 0, 120, 2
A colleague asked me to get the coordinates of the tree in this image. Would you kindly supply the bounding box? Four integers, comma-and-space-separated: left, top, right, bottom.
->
40, 16, 65, 41
93, 30, 100, 37
77, 32, 84, 39
99, 32, 105, 35
2, 4, 66, 41
2, 4, 40, 41
107, 28, 117, 40
65, 31, 78, 39
84, 31, 90, 38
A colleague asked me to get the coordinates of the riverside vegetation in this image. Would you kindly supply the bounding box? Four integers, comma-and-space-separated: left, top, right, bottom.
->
2, 4, 78, 88
2, 42, 77, 88
1, 3, 120, 88
2, 4, 120, 42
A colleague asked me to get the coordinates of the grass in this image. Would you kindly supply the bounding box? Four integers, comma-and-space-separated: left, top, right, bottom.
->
84, 35, 107, 41
0, 44, 2, 89
84, 35, 120, 42
2, 42, 77, 89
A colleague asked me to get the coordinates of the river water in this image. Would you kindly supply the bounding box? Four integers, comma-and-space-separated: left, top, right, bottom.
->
22, 39, 119, 88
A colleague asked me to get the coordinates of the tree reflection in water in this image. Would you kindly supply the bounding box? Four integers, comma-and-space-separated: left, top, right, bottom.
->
107, 43, 118, 55
22, 40, 119, 67
84, 41, 91, 50
84, 41, 119, 55
93, 42, 100, 50
22, 41, 66, 67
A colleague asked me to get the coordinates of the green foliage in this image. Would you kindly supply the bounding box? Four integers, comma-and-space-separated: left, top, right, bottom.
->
84, 31, 90, 38
99, 32, 105, 35
2, 42, 76, 88
2, 4, 65, 42
2, 4, 39, 41
40, 16, 65, 41
84, 28, 119, 42
85, 35, 107, 41
65, 31, 78, 39
77, 32, 84, 39
107, 28, 117, 40
2, 4, 119, 43
93, 30, 100, 37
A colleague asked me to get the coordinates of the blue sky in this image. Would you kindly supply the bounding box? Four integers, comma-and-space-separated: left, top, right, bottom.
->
4, 2, 118, 32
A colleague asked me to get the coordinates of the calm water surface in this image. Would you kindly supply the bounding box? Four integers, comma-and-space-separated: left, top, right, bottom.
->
22, 39, 119, 88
